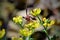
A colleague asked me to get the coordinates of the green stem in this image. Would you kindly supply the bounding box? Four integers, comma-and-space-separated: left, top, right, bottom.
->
37, 16, 50, 40
19, 24, 23, 28
18, 23, 23, 28
23, 36, 30, 40
44, 27, 50, 40
37, 16, 41, 24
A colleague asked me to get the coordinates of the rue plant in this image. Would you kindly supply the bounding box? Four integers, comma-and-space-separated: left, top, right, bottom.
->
12, 8, 55, 40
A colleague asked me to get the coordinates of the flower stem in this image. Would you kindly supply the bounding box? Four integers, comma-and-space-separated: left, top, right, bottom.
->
20, 24, 23, 28
23, 36, 30, 40
37, 16, 51, 40
18, 23, 23, 28
37, 16, 41, 24
44, 27, 50, 40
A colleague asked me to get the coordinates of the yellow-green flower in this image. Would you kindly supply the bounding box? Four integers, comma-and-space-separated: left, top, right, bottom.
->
43, 23, 47, 27
0, 29, 5, 38
19, 28, 33, 37
42, 18, 55, 27
42, 17, 50, 23
24, 21, 40, 29
0, 21, 2, 27
30, 8, 41, 16
42, 17, 46, 22
48, 23, 52, 27
12, 37, 17, 40
12, 37, 23, 40
18, 38, 23, 40
50, 20, 55, 25
13, 16, 23, 24
48, 20, 55, 26
32, 21, 40, 28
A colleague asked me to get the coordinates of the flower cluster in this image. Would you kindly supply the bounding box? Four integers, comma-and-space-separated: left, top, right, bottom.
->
12, 8, 55, 40
30, 8, 41, 16
19, 21, 40, 37
13, 16, 23, 24
0, 29, 5, 39
24, 21, 40, 30
19, 28, 33, 37
12, 37, 23, 40
42, 18, 55, 27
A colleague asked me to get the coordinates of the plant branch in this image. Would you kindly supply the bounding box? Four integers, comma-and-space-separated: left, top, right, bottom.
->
37, 16, 51, 40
